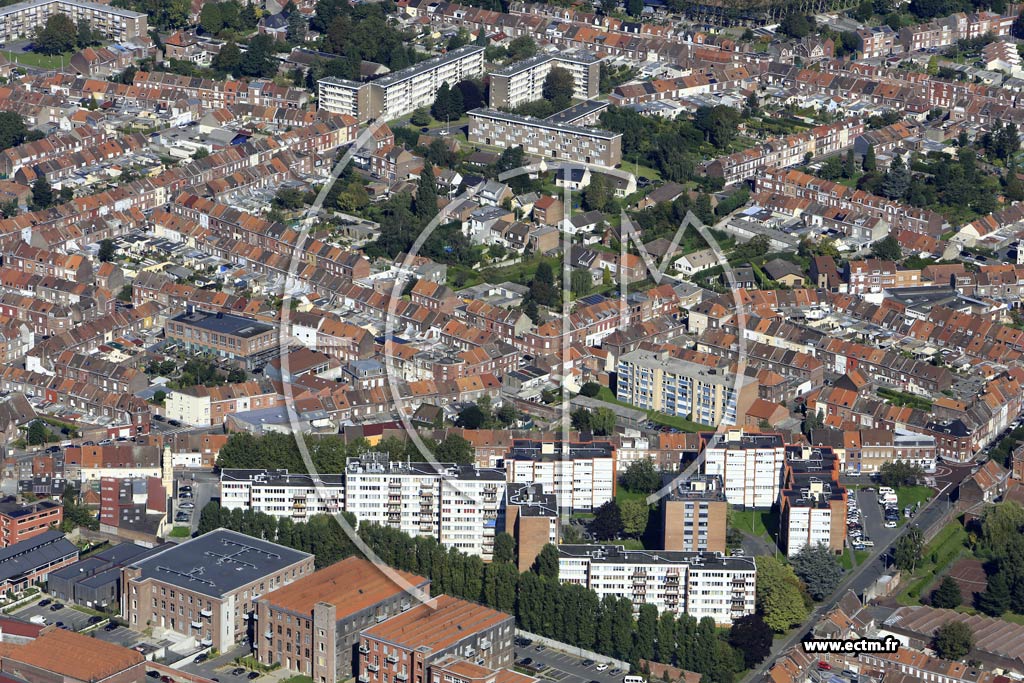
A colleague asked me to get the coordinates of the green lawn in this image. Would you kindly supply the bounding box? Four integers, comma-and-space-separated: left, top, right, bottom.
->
854, 550, 869, 566
838, 548, 853, 570
897, 485, 934, 510
616, 488, 648, 505
2, 50, 73, 69
896, 520, 968, 605
593, 386, 711, 433
280, 677, 314, 683
169, 526, 191, 538
731, 509, 776, 540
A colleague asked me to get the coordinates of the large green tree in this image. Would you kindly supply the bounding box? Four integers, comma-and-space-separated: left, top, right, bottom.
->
34, 13, 76, 55
756, 556, 810, 632
933, 621, 973, 660
894, 526, 925, 573
790, 544, 843, 601
542, 66, 575, 107
931, 576, 962, 609
729, 613, 773, 668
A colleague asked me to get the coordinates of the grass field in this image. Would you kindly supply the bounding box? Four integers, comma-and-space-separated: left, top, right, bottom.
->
2, 50, 72, 69
839, 548, 853, 570
169, 526, 191, 538
593, 386, 710, 433
897, 485, 934, 509
896, 520, 968, 605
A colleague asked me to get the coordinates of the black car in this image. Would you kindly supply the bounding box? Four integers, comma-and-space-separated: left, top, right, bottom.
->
168, 420, 182, 427
247, 673, 260, 680
195, 654, 208, 664
49, 603, 63, 611
55, 622, 64, 628
517, 658, 533, 667
582, 660, 595, 667
104, 622, 119, 631
147, 672, 161, 679
153, 414, 166, 421
38, 599, 50, 607
88, 615, 103, 624
232, 669, 246, 676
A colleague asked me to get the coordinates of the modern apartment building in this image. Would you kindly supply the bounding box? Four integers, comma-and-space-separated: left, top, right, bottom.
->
659, 475, 728, 554
616, 349, 758, 427
220, 469, 345, 522
0, 0, 147, 44
503, 438, 615, 513
0, 529, 78, 593
318, 46, 485, 122
0, 496, 62, 548
468, 108, 623, 167
165, 308, 278, 369
779, 445, 847, 557
122, 529, 314, 650
502, 482, 559, 571
558, 545, 757, 626
255, 557, 431, 683
344, 454, 505, 561
489, 50, 602, 110
357, 595, 515, 683
703, 429, 787, 509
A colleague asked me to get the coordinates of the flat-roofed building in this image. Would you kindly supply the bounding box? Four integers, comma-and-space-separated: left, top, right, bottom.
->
165, 308, 277, 369
0, 529, 78, 593
345, 455, 505, 561
489, 50, 602, 110
504, 438, 615, 513
703, 429, 787, 509
319, 46, 484, 122
358, 594, 515, 683
256, 557, 430, 683
502, 483, 559, 572
0, 0, 147, 44
616, 349, 758, 427
780, 444, 847, 556
220, 469, 345, 522
0, 497, 62, 548
558, 544, 757, 625
468, 109, 622, 167
660, 475, 728, 554
122, 528, 314, 650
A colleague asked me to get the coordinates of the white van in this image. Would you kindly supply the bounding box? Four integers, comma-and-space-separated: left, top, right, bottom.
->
878, 487, 895, 495
624, 677, 646, 683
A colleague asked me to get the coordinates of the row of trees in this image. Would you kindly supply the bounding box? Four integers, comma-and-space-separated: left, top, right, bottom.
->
195, 500, 761, 679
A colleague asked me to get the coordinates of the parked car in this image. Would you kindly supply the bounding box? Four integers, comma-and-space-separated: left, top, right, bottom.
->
884, 520, 897, 528
104, 622, 119, 631
596, 664, 609, 672
247, 673, 260, 680
147, 672, 161, 679
195, 654, 208, 664
49, 603, 63, 611
38, 599, 50, 607
582, 660, 595, 667
861, 539, 875, 548
517, 658, 533, 667
534, 645, 546, 652
232, 669, 246, 676
818, 662, 832, 671
179, 502, 195, 510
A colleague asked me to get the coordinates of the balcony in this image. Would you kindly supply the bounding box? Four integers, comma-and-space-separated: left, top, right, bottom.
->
200, 609, 212, 618
359, 675, 371, 683
386, 654, 398, 664
396, 673, 408, 682
367, 664, 379, 673
264, 630, 273, 639
191, 620, 202, 629
479, 639, 491, 650
360, 644, 370, 654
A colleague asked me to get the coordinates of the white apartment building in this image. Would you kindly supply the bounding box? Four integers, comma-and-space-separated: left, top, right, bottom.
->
0, 0, 147, 43
318, 46, 484, 122
783, 490, 836, 556
558, 545, 757, 626
220, 469, 345, 522
703, 429, 786, 509
343, 455, 505, 561
488, 49, 602, 110
503, 439, 615, 513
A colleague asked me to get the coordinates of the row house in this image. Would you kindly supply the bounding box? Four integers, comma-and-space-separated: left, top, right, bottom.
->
0, 125, 115, 176
53, 350, 148, 395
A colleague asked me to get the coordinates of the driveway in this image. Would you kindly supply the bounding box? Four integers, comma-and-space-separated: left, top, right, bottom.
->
180, 645, 259, 683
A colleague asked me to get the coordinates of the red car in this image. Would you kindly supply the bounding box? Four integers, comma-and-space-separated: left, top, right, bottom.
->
818, 662, 832, 671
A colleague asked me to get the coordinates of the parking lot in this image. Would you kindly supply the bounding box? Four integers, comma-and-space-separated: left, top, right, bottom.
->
179, 646, 264, 683
515, 638, 627, 683
15, 601, 102, 631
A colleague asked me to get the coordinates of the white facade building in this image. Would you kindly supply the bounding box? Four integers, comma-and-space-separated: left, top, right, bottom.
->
488, 49, 602, 110
558, 545, 757, 626
503, 439, 615, 513
703, 429, 786, 509
220, 469, 345, 522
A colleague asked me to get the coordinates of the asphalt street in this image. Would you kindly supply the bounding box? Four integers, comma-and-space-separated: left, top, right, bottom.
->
745, 465, 971, 682
179, 645, 266, 683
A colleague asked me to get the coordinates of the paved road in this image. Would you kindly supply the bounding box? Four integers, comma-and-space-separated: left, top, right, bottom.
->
180, 644, 256, 683
745, 473, 964, 683
15, 602, 96, 631
173, 471, 217, 533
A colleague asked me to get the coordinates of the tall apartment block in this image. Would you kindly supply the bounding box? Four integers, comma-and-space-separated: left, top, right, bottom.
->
502, 482, 559, 572
0, 0, 147, 44
659, 475, 728, 554
780, 445, 847, 557
256, 557, 430, 683
558, 545, 756, 626
220, 469, 345, 521
318, 46, 485, 123
616, 349, 757, 427
467, 108, 622, 167
703, 429, 787, 509
489, 50, 602, 110
344, 454, 504, 561
503, 438, 616, 513
357, 595, 515, 683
